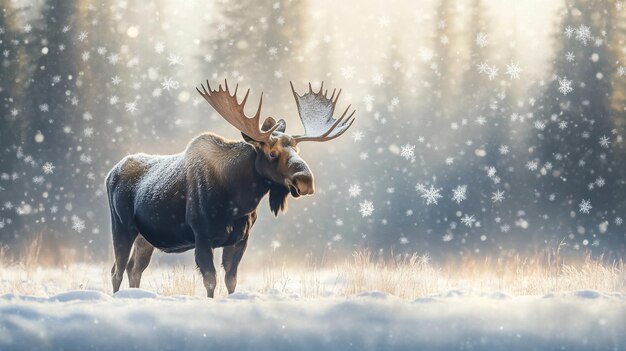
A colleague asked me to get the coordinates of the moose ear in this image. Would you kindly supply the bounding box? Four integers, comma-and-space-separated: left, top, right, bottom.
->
274, 119, 286, 133
269, 184, 289, 216
244, 117, 287, 145
261, 117, 286, 133
261, 117, 277, 132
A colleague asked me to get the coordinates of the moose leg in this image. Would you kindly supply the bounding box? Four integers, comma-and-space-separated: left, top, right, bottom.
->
222, 213, 255, 294
111, 224, 138, 293
195, 238, 217, 298
222, 238, 248, 294
126, 235, 155, 288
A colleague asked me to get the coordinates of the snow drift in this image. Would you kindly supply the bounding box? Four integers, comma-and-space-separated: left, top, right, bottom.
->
1, 288, 624, 351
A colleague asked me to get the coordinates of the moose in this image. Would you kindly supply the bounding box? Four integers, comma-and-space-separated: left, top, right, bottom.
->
105, 80, 355, 297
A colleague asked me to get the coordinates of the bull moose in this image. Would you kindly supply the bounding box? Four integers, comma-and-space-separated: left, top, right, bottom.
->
105, 80, 355, 297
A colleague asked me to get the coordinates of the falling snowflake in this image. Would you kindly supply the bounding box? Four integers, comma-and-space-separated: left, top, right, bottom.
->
359, 200, 374, 217
558, 77, 573, 95
351, 131, 363, 142
419, 185, 443, 205
461, 214, 476, 227
107, 53, 120, 64
78, 31, 88, 42
578, 199, 592, 214
595, 176, 605, 187
167, 53, 183, 66
499, 145, 510, 155
42, 162, 55, 174
161, 77, 180, 91
451, 185, 467, 204
125, 101, 138, 113
491, 190, 505, 203
476, 62, 489, 74
616, 217, 623, 226
348, 184, 362, 198
505, 62, 522, 80
487, 66, 498, 80
534, 120, 546, 130
526, 160, 538, 171
574, 24, 591, 45
598, 135, 611, 148
475, 32, 489, 47
83, 127, 94, 137
400, 143, 415, 161
71, 215, 86, 233
565, 52, 575, 62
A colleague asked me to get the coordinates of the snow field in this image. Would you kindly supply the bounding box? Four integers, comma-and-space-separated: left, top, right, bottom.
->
1, 288, 624, 351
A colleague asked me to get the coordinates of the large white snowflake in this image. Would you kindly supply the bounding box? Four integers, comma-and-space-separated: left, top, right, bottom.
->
359, 200, 374, 217
167, 53, 183, 66
400, 143, 415, 161
420, 185, 443, 205
491, 190, 505, 203
161, 77, 180, 91
42, 162, 55, 174
558, 77, 573, 95
526, 160, 538, 171
348, 184, 362, 198
475, 32, 489, 47
125, 101, 138, 113
451, 185, 467, 204
71, 215, 86, 233
574, 24, 592, 45
461, 214, 476, 227
578, 199, 592, 214
599, 135, 611, 148
505, 62, 522, 80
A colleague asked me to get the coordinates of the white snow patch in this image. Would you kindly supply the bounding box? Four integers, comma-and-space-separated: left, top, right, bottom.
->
113, 288, 158, 299
0, 290, 624, 351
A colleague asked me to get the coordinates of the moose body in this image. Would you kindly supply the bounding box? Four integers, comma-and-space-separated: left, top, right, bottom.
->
107, 80, 354, 297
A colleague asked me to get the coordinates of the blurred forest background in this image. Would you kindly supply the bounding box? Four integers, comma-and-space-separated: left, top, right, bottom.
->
1, 0, 625, 264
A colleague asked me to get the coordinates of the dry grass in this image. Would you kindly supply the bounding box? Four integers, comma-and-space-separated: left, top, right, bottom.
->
335, 249, 626, 299
1, 244, 624, 298
150, 265, 199, 296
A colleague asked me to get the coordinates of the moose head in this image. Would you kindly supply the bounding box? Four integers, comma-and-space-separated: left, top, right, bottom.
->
196, 80, 355, 209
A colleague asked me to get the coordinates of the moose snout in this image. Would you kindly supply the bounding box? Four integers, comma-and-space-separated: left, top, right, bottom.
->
290, 172, 315, 196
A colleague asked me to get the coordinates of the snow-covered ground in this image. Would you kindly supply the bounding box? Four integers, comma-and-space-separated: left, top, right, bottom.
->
1, 288, 625, 351
1, 255, 624, 350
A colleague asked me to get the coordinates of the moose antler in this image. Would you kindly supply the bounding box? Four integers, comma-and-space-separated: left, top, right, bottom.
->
290, 82, 355, 143
196, 79, 279, 143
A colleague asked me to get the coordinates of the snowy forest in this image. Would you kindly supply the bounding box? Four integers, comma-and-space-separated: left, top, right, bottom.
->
1, 0, 626, 264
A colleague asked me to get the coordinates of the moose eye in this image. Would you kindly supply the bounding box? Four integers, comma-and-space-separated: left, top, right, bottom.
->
269, 151, 278, 159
